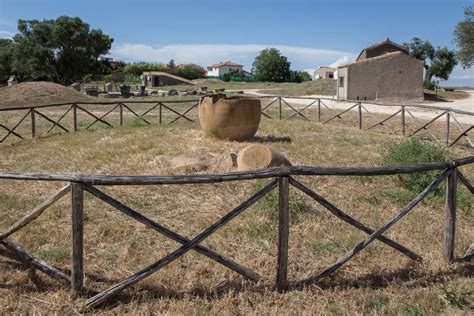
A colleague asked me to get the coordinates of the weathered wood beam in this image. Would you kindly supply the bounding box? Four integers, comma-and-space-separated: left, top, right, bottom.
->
46, 105, 74, 134
0, 157, 472, 185
0, 185, 70, 240
76, 105, 113, 128
34, 110, 70, 133
276, 176, 290, 291
297, 168, 451, 286
83, 184, 262, 281
85, 104, 119, 130
289, 177, 422, 261
1, 238, 70, 286
457, 170, 474, 194
85, 178, 277, 308
444, 169, 457, 263
169, 103, 198, 124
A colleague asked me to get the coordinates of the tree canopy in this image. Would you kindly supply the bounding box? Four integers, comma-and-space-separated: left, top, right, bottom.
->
123, 62, 206, 80
403, 37, 457, 84
453, 5, 474, 68
9, 16, 113, 84
252, 48, 291, 82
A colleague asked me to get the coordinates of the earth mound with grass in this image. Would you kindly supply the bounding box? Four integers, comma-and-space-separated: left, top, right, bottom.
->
191, 78, 224, 85
257, 78, 336, 96
0, 81, 96, 109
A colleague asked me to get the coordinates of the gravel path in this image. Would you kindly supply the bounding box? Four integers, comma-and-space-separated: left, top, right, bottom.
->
239, 90, 474, 125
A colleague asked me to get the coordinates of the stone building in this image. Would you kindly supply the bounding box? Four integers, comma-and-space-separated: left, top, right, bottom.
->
337, 38, 424, 101
313, 67, 335, 80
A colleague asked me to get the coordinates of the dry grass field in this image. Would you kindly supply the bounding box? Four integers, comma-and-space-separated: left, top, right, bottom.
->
0, 110, 473, 314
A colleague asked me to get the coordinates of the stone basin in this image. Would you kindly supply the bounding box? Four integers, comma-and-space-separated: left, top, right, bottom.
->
198, 94, 261, 140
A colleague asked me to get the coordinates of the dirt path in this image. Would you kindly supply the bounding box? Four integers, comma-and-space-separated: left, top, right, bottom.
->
241, 90, 474, 125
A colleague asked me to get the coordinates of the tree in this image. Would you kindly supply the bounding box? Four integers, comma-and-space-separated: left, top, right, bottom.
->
10, 16, 113, 84
402, 37, 434, 67
174, 64, 207, 80
252, 48, 291, 82
168, 59, 176, 69
290, 70, 312, 83
0, 39, 13, 82
453, 5, 474, 68
403, 37, 457, 85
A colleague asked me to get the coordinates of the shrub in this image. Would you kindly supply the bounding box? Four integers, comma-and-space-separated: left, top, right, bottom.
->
382, 139, 451, 195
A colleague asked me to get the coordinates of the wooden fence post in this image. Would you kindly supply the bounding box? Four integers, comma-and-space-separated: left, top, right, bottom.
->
30, 109, 36, 138
276, 176, 289, 291
278, 97, 282, 121
317, 99, 321, 122
119, 103, 123, 126
358, 102, 362, 129
401, 106, 406, 137
71, 182, 84, 296
159, 103, 163, 124
444, 168, 457, 263
445, 111, 450, 146
73, 104, 78, 132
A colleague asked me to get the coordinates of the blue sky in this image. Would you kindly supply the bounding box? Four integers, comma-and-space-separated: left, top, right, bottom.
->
1, 0, 473, 86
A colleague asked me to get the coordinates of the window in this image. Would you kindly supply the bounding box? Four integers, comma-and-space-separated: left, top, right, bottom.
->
339, 76, 344, 88
328, 72, 334, 79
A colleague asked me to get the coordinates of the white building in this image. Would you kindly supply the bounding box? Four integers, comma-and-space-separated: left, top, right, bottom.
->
206, 61, 244, 77
313, 66, 336, 80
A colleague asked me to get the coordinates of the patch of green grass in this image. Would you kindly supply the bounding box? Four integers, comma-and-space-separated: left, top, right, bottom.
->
253, 180, 313, 224
382, 138, 451, 196
438, 278, 471, 310
381, 187, 415, 205
397, 303, 425, 316
38, 247, 69, 263
307, 233, 359, 255
245, 217, 275, 243
335, 135, 363, 146
366, 293, 390, 312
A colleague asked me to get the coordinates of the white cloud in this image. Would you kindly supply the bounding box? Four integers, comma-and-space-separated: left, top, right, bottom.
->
0, 30, 15, 39
110, 43, 356, 71
441, 65, 474, 87
328, 56, 353, 68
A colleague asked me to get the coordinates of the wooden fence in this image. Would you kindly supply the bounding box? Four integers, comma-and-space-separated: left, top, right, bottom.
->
0, 96, 473, 148
0, 157, 473, 308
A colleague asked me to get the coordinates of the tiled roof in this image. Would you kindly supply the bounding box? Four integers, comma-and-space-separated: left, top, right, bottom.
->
207, 61, 243, 68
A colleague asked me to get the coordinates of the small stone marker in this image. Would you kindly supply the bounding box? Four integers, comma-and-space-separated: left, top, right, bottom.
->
168, 89, 178, 96
7, 75, 17, 86
70, 82, 81, 91
104, 82, 113, 93
236, 144, 291, 171
119, 85, 131, 98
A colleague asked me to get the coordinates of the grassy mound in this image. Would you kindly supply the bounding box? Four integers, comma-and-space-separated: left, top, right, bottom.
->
257, 79, 336, 96
0, 81, 96, 109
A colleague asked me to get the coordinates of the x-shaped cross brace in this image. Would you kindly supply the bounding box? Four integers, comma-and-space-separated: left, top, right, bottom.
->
84, 179, 277, 308
0, 110, 30, 142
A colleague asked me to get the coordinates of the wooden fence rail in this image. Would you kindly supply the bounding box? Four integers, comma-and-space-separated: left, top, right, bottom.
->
0, 97, 473, 148
0, 157, 473, 308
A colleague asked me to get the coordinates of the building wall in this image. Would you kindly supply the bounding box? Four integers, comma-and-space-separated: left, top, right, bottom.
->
314, 68, 335, 80
345, 52, 424, 101
207, 65, 244, 77
357, 43, 407, 61
142, 74, 191, 87
337, 67, 348, 100
207, 68, 220, 77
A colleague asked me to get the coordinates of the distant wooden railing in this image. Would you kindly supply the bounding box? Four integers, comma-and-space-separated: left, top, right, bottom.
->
0, 97, 473, 148
0, 157, 473, 308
